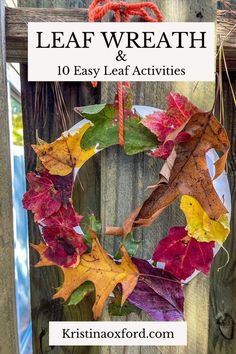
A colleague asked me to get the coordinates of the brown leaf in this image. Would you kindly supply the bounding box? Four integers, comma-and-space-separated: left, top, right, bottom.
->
126, 112, 229, 230
32, 230, 139, 319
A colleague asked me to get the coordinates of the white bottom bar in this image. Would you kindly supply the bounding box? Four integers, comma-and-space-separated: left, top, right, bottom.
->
49, 321, 187, 346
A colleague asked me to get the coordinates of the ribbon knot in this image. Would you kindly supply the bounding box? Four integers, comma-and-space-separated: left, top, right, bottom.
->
88, 0, 163, 145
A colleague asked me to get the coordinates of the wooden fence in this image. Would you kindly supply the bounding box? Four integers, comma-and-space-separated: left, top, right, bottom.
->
0, 1, 235, 353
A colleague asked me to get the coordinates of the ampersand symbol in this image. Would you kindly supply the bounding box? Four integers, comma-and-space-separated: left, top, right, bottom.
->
116, 50, 127, 62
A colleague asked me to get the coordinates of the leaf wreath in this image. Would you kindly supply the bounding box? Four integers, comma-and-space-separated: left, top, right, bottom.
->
23, 91, 230, 321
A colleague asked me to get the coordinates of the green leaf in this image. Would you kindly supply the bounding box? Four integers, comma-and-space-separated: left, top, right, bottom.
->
108, 288, 141, 317
84, 215, 102, 252
84, 230, 92, 253
80, 104, 157, 155
88, 214, 102, 234
124, 118, 158, 155
81, 104, 106, 115
67, 282, 94, 306
114, 233, 140, 260
81, 104, 119, 150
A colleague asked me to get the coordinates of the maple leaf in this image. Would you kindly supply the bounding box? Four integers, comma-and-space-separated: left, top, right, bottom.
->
76, 103, 157, 155
131, 112, 230, 229
22, 172, 62, 222
128, 258, 184, 321
142, 92, 200, 159
152, 226, 214, 280
42, 226, 88, 267
149, 140, 174, 159
32, 123, 96, 176
32, 229, 139, 319
42, 202, 83, 228
180, 195, 230, 244
41, 171, 74, 205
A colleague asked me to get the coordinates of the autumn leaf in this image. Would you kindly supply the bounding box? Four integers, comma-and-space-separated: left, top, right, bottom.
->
152, 226, 214, 280
23, 172, 62, 222
33, 229, 139, 319
42, 226, 88, 267
42, 202, 83, 228
32, 123, 96, 176
130, 112, 229, 230
31, 242, 55, 267
142, 92, 200, 159
128, 258, 184, 321
41, 171, 73, 204
149, 140, 174, 160
180, 195, 230, 244
76, 104, 157, 155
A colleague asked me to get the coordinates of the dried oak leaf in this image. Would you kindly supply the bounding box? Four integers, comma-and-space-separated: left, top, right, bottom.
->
152, 226, 214, 280
32, 229, 139, 319
142, 92, 200, 159
180, 195, 230, 244
129, 112, 229, 231
128, 258, 184, 321
42, 226, 88, 267
32, 123, 95, 176
22, 172, 62, 222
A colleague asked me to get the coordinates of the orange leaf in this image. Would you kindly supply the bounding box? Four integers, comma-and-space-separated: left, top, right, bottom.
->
31, 242, 56, 267
32, 230, 139, 319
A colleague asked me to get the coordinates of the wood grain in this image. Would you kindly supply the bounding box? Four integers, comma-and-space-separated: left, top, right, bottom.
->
19, 1, 100, 353
0, 2, 19, 354
100, 1, 216, 354
216, 10, 236, 71
6, 6, 88, 62
208, 73, 236, 354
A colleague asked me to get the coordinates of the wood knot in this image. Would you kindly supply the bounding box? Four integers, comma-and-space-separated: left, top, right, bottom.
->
196, 11, 204, 19
216, 312, 234, 340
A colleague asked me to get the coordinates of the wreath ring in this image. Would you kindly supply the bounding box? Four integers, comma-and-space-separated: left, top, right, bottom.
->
23, 92, 231, 321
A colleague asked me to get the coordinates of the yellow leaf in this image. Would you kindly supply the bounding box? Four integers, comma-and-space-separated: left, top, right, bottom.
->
32, 123, 95, 176
32, 230, 139, 319
180, 195, 230, 243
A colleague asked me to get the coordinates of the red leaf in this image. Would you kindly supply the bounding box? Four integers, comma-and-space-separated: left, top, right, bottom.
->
42, 202, 83, 228
149, 140, 174, 160
174, 131, 192, 144
22, 172, 62, 222
23, 170, 75, 222
42, 226, 88, 267
41, 171, 73, 205
142, 92, 200, 159
152, 227, 214, 280
142, 112, 177, 142
167, 92, 199, 121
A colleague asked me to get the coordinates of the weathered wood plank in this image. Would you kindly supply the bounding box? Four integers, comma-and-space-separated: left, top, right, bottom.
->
216, 10, 236, 71
19, 1, 100, 353
6, 6, 88, 62
208, 73, 236, 354
5, 5, 236, 70
0, 2, 19, 354
100, 1, 216, 354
